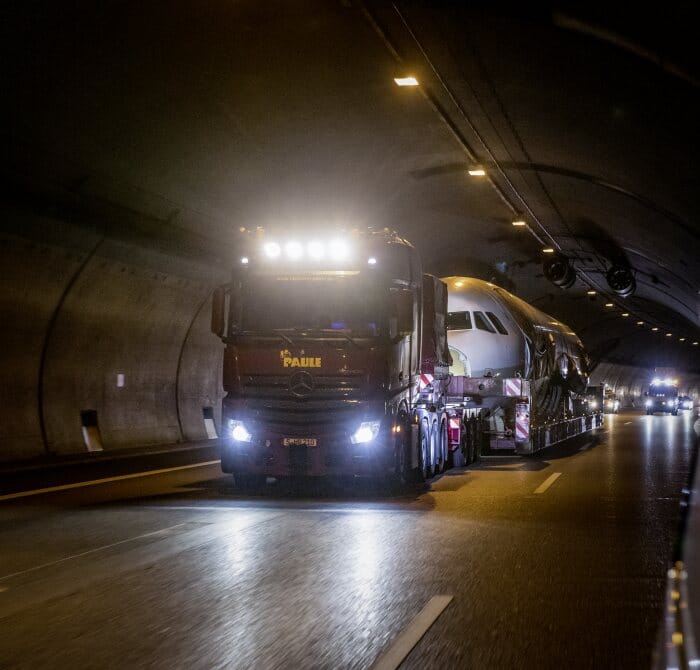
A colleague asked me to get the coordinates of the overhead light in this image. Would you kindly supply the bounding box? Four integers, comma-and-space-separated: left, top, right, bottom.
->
240, 257, 249, 265
680, 337, 686, 341
263, 241, 281, 259
542, 247, 555, 254
605, 303, 614, 308
652, 327, 659, 331
455, 280, 464, 288
307, 240, 325, 260
394, 76, 419, 86
367, 257, 377, 265
622, 313, 629, 317
468, 167, 486, 176
694, 341, 699, 346
328, 238, 349, 261
511, 218, 527, 227
637, 321, 644, 325
285, 241, 304, 260
586, 290, 597, 295
666, 332, 673, 337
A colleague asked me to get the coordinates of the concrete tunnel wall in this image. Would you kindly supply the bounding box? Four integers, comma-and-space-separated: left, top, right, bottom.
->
0, 210, 227, 463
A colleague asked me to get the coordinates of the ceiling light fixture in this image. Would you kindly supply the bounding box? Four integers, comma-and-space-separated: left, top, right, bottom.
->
666, 333, 673, 337
652, 327, 659, 331
622, 313, 629, 317
586, 290, 597, 296
468, 167, 486, 177
511, 218, 526, 226
605, 303, 614, 308
637, 321, 644, 325
394, 76, 419, 86
542, 247, 555, 254
680, 337, 686, 342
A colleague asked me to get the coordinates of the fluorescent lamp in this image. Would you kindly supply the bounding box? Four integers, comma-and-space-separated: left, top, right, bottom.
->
394, 76, 419, 86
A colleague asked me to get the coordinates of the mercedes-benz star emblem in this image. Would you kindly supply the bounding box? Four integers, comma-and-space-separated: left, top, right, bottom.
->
289, 371, 314, 397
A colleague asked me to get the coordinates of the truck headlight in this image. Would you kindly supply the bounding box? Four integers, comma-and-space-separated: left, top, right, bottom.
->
351, 421, 380, 444
590, 401, 598, 409
645, 399, 652, 407
228, 419, 252, 442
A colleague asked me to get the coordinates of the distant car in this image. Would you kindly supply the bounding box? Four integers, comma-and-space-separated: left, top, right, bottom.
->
604, 397, 620, 413
678, 395, 694, 411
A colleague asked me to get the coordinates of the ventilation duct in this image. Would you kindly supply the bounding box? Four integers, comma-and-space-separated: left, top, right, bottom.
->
543, 254, 576, 289
606, 265, 636, 297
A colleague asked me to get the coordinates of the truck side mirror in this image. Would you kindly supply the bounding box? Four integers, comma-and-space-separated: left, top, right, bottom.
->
211, 286, 228, 338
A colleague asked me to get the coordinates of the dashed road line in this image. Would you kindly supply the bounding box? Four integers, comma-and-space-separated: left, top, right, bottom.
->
0, 461, 221, 502
371, 595, 453, 670
534, 472, 562, 494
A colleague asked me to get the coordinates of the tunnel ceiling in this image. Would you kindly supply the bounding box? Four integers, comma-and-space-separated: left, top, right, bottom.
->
3, 1, 699, 372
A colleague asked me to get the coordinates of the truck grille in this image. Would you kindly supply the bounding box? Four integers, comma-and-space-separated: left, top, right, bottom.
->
238, 373, 367, 432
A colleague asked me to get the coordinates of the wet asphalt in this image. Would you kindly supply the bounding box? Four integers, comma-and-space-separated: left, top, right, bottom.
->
0, 410, 697, 669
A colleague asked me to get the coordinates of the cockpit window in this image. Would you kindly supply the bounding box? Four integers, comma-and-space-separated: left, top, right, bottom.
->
446, 311, 472, 330
474, 311, 496, 333
486, 311, 508, 335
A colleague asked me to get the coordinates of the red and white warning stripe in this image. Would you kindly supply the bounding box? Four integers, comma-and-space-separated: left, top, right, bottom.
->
504, 378, 522, 397
419, 373, 434, 390
515, 402, 530, 442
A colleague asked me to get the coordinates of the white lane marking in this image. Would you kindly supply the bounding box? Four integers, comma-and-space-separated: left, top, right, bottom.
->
0, 523, 188, 581
371, 595, 453, 670
0, 460, 221, 502
534, 472, 562, 494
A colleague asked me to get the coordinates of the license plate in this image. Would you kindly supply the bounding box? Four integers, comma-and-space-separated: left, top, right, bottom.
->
282, 437, 317, 447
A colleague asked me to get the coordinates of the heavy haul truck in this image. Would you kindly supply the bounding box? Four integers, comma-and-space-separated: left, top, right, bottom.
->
210, 230, 602, 487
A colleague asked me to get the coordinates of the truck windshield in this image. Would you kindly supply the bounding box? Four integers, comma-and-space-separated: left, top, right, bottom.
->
239, 277, 385, 336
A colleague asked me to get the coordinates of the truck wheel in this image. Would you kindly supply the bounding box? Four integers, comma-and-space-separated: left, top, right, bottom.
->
434, 420, 448, 474
672, 410, 678, 416
418, 419, 432, 481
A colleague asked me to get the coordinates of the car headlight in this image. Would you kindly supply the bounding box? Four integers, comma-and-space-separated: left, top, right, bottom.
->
645, 399, 652, 407
351, 421, 381, 444
228, 419, 252, 442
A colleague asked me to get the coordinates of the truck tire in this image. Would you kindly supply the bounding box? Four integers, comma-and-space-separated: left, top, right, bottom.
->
434, 420, 448, 474
418, 418, 432, 481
